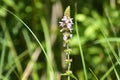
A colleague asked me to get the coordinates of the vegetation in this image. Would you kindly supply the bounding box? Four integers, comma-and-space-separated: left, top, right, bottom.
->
0, 0, 120, 80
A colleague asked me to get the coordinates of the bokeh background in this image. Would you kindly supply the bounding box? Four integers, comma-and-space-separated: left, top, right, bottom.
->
0, 0, 120, 80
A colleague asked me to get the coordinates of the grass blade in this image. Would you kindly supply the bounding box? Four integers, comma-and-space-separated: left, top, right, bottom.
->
3, 8, 54, 79
41, 18, 55, 80
75, 3, 88, 80
0, 40, 6, 78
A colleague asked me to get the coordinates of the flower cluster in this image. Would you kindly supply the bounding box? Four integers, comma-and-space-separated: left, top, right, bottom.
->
59, 16, 73, 47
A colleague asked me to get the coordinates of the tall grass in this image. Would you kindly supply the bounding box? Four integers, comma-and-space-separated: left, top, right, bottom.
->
99, 7, 120, 79
3, 9, 55, 80
0, 39, 6, 79
75, 3, 88, 80
0, 19, 23, 76
99, 23, 120, 80
41, 18, 55, 80
0, 1, 120, 80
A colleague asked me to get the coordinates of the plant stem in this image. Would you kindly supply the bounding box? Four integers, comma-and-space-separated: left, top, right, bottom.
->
66, 42, 71, 80
68, 76, 70, 80
75, 3, 88, 80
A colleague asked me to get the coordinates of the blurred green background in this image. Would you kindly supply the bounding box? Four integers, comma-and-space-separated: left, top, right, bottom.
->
0, 0, 120, 80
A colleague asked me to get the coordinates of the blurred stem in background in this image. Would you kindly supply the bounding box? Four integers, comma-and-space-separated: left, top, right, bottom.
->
41, 18, 55, 80
75, 3, 87, 80
0, 19, 23, 76
0, 38, 6, 79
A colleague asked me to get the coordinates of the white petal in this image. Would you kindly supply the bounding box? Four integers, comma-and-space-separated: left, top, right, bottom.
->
62, 16, 67, 21
60, 29, 63, 32
59, 22, 64, 27
70, 34, 72, 38
63, 35, 67, 41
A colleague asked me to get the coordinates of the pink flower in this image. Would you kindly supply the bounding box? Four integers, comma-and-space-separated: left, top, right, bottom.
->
59, 16, 73, 47
59, 16, 73, 32
63, 35, 67, 41
62, 16, 69, 23
67, 23, 72, 32
59, 22, 65, 27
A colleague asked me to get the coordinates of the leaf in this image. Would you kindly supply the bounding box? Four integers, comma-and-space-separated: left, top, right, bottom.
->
70, 74, 78, 80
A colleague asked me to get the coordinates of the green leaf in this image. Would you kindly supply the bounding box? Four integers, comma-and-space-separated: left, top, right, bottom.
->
76, 14, 86, 22
70, 74, 78, 80
0, 6, 7, 17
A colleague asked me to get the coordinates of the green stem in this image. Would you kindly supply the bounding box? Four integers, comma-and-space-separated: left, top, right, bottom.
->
75, 3, 87, 80
66, 42, 71, 80
4, 9, 54, 79
0, 19, 23, 76
0, 40, 6, 78
68, 76, 70, 80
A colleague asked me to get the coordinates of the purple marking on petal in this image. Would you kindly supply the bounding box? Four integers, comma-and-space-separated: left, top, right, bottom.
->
69, 18, 73, 24
63, 35, 67, 41
59, 22, 65, 27
59, 16, 73, 33
67, 23, 72, 28
62, 16, 70, 24
67, 23, 73, 32
62, 16, 67, 21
